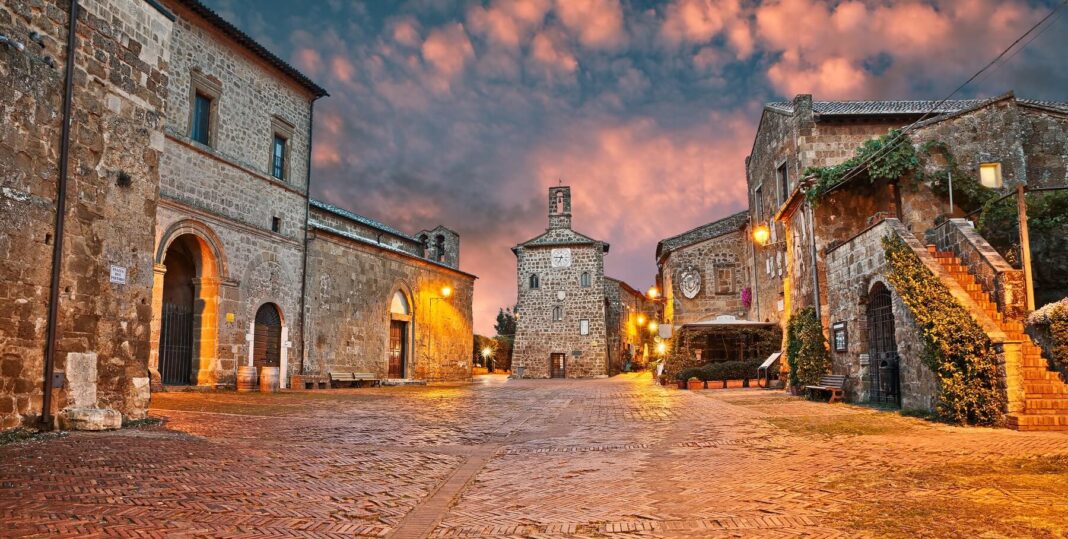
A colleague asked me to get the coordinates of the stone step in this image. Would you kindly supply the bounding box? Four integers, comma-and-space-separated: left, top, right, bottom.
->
1006, 413, 1068, 430
1024, 384, 1068, 395
1025, 399, 1068, 411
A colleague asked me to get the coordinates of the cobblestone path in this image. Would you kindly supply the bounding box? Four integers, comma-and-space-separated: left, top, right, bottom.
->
3, 373, 1068, 538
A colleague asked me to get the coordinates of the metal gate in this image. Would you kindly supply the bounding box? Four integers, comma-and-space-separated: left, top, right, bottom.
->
867, 284, 900, 406
159, 302, 193, 385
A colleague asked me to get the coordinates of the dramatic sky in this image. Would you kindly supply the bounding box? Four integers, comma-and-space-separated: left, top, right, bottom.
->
206, 0, 1067, 335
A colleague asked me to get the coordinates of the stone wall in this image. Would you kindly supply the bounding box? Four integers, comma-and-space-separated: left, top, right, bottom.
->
824, 220, 940, 411
151, 0, 317, 389
0, 0, 172, 428
513, 243, 608, 378
304, 219, 474, 382
661, 230, 750, 326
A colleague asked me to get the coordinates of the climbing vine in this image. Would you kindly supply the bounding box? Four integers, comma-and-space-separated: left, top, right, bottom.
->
785, 307, 830, 390
883, 235, 1006, 425
1027, 298, 1068, 377
803, 129, 922, 204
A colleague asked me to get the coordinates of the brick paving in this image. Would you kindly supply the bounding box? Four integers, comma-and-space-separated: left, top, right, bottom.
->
3, 374, 1068, 538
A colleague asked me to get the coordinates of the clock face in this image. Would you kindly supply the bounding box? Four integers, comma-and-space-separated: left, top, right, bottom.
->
550, 248, 572, 268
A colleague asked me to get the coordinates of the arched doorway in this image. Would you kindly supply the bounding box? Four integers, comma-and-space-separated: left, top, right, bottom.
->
867, 282, 900, 406
253, 303, 283, 370
389, 291, 410, 379
160, 236, 197, 385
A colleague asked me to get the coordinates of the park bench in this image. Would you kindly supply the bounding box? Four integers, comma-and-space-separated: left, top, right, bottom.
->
805, 374, 847, 403
329, 371, 380, 388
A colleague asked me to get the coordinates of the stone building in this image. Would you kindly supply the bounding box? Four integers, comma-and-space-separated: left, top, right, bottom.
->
1, 0, 477, 431
604, 278, 652, 374
655, 211, 752, 328
761, 94, 1068, 428
512, 186, 613, 378
150, 0, 327, 391
304, 201, 475, 382
1, 0, 174, 429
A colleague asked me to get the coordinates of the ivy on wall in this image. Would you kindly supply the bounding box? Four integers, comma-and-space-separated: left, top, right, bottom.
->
785, 307, 830, 389
883, 235, 1006, 425
803, 130, 922, 204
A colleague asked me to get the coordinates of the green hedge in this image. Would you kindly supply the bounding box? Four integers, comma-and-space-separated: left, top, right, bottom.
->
785, 307, 830, 389
675, 360, 763, 382
883, 235, 1006, 425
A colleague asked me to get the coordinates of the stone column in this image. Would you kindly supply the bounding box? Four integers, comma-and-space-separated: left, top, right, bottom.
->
999, 340, 1026, 415
192, 277, 220, 386
148, 263, 166, 390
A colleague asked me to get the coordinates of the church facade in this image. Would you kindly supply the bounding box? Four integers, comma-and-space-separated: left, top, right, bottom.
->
512, 186, 645, 378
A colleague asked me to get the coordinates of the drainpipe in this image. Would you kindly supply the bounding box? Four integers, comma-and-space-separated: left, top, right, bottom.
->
298, 97, 319, 377
41, 0, 80, 429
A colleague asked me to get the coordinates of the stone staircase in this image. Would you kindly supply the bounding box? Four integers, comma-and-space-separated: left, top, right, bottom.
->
931, 248, 1068, 431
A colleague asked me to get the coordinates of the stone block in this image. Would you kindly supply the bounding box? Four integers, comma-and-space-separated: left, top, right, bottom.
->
58, 407, 122, 431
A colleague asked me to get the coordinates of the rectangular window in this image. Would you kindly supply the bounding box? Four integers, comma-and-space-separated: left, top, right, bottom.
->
979, 162, 1003, 188
716, 266, 734, 295
271, 216, 281, 233
754, 185, 764, 220
553, 306, 563, 322
191, 93, 212, 145
580, 319, 589, 335
271, 135, 287, 179
777, 162, 789, 204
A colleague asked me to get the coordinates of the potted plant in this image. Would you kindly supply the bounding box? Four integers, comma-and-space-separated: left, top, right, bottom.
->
687, 376, 703, 390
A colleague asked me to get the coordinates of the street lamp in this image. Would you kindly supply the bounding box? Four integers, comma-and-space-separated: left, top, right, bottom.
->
647, 286, 660, 300
429, 286, 453, 362
752, 224, 770, 246
647, 321, 659, 333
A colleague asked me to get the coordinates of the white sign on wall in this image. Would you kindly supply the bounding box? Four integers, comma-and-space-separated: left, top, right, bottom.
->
109, 265, 127, 285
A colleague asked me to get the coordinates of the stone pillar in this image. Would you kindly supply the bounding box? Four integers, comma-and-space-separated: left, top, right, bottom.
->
999, 340, 1026, 415
279, 326, 289, 389
148, 264, 166, 389
192, 277, 220, 386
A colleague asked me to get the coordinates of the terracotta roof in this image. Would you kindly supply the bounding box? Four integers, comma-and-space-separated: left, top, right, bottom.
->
310, 199, 416, 242
656, 211, 748, 261
765, 99, 984, 117
171, 0, 328, 97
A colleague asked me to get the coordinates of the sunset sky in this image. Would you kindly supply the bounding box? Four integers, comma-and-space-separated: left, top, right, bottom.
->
205, 0, 1067, 335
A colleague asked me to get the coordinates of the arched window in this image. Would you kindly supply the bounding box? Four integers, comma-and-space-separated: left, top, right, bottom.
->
552, 305, 563, 321
530, 274, 540, 289
434, 234, 446, 262
580, 272, 591, 288
418, 234, 428, 258
554, 191, 564, 213
390, 290, 410, 315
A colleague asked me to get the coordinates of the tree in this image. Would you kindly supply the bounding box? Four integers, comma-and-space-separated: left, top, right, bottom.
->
494, 307, 517, 336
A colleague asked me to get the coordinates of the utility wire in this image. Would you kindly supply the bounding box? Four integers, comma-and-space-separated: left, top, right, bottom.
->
814, 0, 1068, 195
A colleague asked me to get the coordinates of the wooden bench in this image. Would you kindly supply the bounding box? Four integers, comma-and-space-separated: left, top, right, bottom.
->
328, 371, 380, 388
805, 374, 847, 403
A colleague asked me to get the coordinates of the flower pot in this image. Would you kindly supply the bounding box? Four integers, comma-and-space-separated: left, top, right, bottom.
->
677, 380, 688, 390
687, 380, 703, 390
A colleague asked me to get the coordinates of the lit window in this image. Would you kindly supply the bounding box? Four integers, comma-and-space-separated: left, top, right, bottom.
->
580, 272, 591, 288
271, 135, 287, 179
552, 306, 562, 321
979, 162, 1003, 189
580, 319, 589, 335
530, 274, 540, 289
191, 93, 212, 145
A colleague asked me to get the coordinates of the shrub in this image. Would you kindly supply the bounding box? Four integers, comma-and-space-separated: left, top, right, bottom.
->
785, 307, 830, 389
675, 367, 703, 381
1027, 298, 1068, 376
883, 235, 1006, 425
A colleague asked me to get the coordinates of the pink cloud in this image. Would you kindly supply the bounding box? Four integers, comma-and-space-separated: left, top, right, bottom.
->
530, 28, 578, 75
390, 17, 422, 48
421, 23, 476, 92
767, 54, 868, 99
294, 47, 322, 75
467, 0, 550, 50
331, 56, 354, 83
554, 0, 626, 49
312, 141, 341, 167
660, 0, 743, 46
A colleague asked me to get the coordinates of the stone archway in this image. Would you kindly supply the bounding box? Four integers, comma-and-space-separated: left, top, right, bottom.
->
252, 303, 283, 370
151, 221, 226, 387
867, 281, 900, 407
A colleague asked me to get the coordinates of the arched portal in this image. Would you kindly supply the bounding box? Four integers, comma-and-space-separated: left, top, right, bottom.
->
389, 290, 411, 379
253, 303, 283, 369
158, 233, 221, 385
867, 282, 900, 406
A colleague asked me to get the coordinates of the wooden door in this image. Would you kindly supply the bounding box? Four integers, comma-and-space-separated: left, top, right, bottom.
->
253, 304, 282, 369
389, 320, 406, 378
550, 353, 566, 378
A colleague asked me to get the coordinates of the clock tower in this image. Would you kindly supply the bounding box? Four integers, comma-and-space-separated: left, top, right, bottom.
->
511, 185, 610, 378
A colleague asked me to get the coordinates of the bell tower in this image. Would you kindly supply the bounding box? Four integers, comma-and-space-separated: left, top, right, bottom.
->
548, 185, 572, 230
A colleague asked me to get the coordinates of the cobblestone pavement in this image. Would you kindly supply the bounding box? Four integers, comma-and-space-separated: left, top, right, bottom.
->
3, 373, 1068, 538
